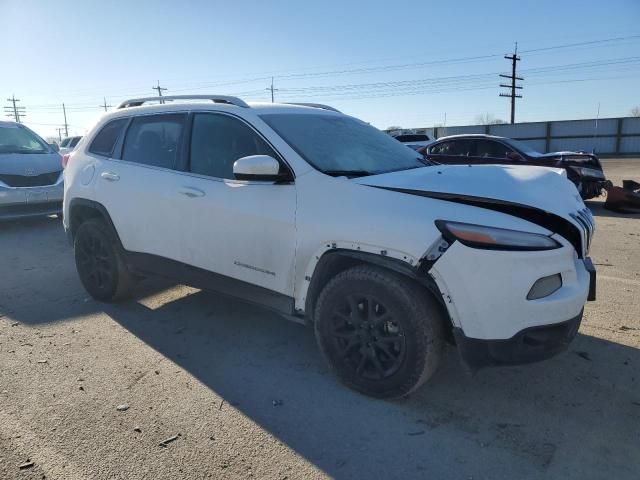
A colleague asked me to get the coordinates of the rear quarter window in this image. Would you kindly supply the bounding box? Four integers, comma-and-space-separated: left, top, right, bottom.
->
89, 119, 129, 157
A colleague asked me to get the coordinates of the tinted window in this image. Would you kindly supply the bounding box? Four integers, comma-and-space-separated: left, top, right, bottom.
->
475, 140, 511, 158
395, 134, 430, 142
89, 119, 128, 157
122, 114, 186, 169
60, 138, 70, 147
260, 113, 424, 175
69, 136, 82, 147
189, 113, 277, 179
429, 140, 472, 156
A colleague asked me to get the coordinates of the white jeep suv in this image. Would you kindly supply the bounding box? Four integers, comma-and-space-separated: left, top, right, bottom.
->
63, 95, 595, 398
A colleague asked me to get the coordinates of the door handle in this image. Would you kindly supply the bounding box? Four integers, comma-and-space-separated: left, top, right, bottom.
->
101, 171, 120, 182
179, 187, 205, 198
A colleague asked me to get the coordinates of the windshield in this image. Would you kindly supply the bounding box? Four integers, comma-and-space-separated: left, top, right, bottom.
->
0, 125, 49, 154
502, 138, 542, 156
260, 113, 426, 176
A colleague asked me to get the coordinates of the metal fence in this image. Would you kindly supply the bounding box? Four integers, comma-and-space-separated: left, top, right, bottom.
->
409, 116, 640, 156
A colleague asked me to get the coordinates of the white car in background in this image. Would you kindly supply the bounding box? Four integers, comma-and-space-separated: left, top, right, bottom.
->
59, 136, 82, 155
63, 95, 595, 398
389, 129, 435, 150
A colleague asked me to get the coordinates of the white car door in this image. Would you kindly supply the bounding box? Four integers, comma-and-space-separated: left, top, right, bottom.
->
93, 113, 192, 263
175, 112, 297, 299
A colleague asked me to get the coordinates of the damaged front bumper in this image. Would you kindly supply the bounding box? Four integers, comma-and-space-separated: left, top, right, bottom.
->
453, 311, 583, 369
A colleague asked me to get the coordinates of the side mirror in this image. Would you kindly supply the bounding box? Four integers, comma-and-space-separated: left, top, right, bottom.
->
233, 155, 290, 182
506, 151, 523, 161
50, 143, 60, 153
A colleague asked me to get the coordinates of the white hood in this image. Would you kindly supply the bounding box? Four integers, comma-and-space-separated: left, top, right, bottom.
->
355, 164, 585, 219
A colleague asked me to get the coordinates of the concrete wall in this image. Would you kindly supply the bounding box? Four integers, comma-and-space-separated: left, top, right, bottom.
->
423, 117, 640, 155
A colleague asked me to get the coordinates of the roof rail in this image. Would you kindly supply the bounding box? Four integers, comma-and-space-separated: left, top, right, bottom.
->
285, 102, 341, 113
117, 95, 250, 109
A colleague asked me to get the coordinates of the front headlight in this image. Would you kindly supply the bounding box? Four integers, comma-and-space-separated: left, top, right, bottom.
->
435, 220, 561, 251
572, 166, 605, 179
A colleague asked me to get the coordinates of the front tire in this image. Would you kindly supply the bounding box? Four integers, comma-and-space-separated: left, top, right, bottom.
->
74, 218, 133, 302
314, 265, 444, 398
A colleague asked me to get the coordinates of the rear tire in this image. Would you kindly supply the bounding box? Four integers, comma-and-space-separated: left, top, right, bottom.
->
74, 218, 133, 302
314, 265, 444, 399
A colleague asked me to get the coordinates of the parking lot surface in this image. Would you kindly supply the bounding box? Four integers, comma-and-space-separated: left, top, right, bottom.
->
1, 158, 639, 479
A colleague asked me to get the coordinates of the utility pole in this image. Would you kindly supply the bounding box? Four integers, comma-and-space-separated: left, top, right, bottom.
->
153, 80, 167, 104
99, 97, 112, 112
62, 103, 69, 137
56, 127, 65, 142
499, 43, 523, 124
4, 95, 26, 123
265, 77, 278, 103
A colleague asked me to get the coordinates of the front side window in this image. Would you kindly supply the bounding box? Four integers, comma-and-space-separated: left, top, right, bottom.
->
0, 125, 48, 154
60, 138, 71, 147
429, 140, 472, 156
475, 140, 512, 158
189, 113, 277, 179
122, 114, 186, 169
260, 113, 425, 176
89, 119, 128, 157
69, 136, 82, 148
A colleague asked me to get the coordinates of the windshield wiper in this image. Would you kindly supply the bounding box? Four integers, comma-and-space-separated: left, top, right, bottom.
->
323, 170, 373, 178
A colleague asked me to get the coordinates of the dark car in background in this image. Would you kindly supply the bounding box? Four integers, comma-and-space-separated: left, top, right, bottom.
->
420, 134, 607, 200
0, 121, 63, 220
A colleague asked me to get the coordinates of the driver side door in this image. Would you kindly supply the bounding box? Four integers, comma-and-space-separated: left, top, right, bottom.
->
175, 112, 297, 304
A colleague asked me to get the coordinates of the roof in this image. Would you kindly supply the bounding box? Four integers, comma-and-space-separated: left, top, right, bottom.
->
0, 120, 21, 127
434, 134, 508, 141
112, 95, 340, 116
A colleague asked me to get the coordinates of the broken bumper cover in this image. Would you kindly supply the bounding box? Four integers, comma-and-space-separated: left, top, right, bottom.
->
453, 310, 583, 369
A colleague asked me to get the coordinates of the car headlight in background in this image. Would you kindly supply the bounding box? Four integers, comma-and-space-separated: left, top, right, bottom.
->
571, 166, 605, 179
435, 220, 561, 251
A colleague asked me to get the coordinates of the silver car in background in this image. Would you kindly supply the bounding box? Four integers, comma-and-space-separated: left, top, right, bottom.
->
59, 135, 83, 155
0, 121, 63, 220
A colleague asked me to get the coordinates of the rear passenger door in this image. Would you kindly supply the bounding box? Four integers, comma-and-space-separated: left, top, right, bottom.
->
93, 113, 191, 262
473, 139, 516, 165
176, 112, 297, 297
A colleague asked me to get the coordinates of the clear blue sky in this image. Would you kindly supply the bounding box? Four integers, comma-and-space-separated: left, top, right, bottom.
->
2, 0, 639, 139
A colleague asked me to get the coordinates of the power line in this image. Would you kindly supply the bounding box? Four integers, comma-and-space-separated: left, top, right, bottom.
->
55, 127, 65, 142
4, 95, 26, 122
62, 103, 69, 137
99, 97, 112, 112
153, 81, 167, 104
265, 77, 278, 103
499, 43, 523, 124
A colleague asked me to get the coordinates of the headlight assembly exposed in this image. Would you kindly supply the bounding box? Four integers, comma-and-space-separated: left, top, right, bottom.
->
435, 220, 561, 251
571, 166, 605, 179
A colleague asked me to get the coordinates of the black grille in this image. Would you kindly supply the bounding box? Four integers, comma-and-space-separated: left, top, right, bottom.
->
0, 171, 61, 187
570, 208, 595, 256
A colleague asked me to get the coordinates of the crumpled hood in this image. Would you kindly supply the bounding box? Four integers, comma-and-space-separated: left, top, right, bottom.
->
355, 164, 585, 219
0, 152, 62, 175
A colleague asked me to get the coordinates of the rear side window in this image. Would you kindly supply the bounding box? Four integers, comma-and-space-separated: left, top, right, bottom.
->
189, 113, 277, 179
89, 119, 128, 157
69, 136, 82, 148
122, 114, 186, 169
429, 140, 472, 156
60, 138, 70, 147
475, 140, 511, 158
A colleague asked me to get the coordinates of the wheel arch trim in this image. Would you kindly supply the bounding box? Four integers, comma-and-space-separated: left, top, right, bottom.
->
67, 198, 124, 250
299, 243, 447, 322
